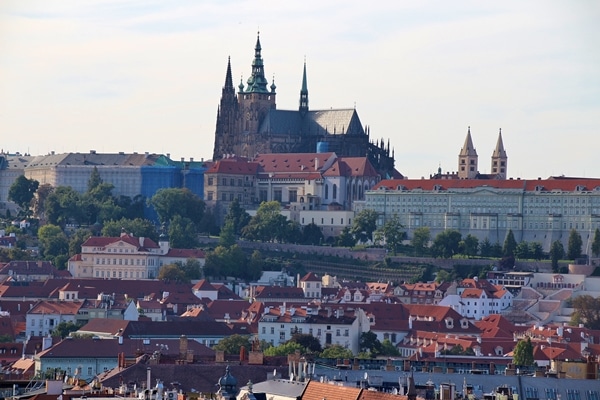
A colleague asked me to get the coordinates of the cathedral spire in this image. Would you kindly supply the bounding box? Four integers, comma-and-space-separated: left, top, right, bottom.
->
459, 126, 477, 157
224, 56, 234, 93
458, 126, 478, 179
299, 59, 309, 114
492, 128, 507, 158
244, 32, 269, 93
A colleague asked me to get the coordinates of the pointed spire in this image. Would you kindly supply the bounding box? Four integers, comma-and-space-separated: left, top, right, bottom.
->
299, 58, 308, 113
245, 31, 269, 93
492, 128, 507, 158
460, 126, 477, 156
225, 56, 233, 90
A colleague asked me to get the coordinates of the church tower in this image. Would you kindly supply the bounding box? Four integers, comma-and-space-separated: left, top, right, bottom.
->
236, 33, 277, 158
458, 127, 478, 179
213, 57, 240, 161
491, 128, 508, 179
299, 60, 308, 115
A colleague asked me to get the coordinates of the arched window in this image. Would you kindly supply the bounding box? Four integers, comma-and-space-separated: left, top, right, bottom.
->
333, 184, 337, 199
325, 184, 329, 200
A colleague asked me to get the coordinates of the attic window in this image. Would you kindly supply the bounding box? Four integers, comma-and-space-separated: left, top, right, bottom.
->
460, 319, 469, 329
535, 185, 544, 191
576, 185, 586, 191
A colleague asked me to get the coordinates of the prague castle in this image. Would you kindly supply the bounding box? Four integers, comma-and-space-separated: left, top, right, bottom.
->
212, 34, 399, 179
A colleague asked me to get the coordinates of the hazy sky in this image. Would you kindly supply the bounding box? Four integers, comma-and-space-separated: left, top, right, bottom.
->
1, 1, 599, 179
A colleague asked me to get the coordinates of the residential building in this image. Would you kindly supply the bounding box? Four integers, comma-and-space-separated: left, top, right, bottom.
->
25, 300, 84, 337
68, 231, 205, 279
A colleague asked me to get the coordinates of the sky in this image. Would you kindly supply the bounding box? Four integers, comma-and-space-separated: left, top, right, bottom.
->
1, 1, 599, 179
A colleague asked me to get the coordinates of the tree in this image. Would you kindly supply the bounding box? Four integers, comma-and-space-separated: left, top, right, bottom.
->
38, 224, 68, 263
351, 209, 379, 243
374, 216, 405, 255
199, 207, 220, 236
380, 339, 400, 356
460, 234, 479, 258
336, 227, 356, 247
263, 342, 304, 357
8, 175, 39, 216
435, 269, 452, 283
213, 334, 251, 355
515, 241, 531, 260
68, 228, 93, 257
530, 242, 544, 261
219, 219, 236, 248
431, 230, 462, 259
45, 186, 83, 226
411, 227, 431, 256
87, 166, 102, 192
241, 201, 286, 242
592, 228, 600, 258
549, 240, 565, 273
101, 218, 158, 242
168, 215, 199, 248
158, 264, 189, 282
224, 199, 251, 235
359, 331, 383, 357
149, 188, 205, 226
31, 183, 54, 221
289, 333, 322, 353
567, 229, 583, 260
570, 295, 600, 330
301, 223, 324, 246
178, 258, 203, 281
479, 237, 493, 257
51, 321, 81, 339
503, 230, 517, 257
512, 337, 534, 367
320, 344, 353, 359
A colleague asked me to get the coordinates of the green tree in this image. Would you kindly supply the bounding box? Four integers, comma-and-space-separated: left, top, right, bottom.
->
219, 219, 237, 248
168, 215, 199, 248
515, 241, 530, 260
289, 333, 322, 353
38, 224, 68, 262
479, 237, 493, 257
359, 331, 383, 357
567, 229, 583, 260
351, 209, 379, 243
592, 228, 600, 258
512, 337, 534, 367
374, 216, 405, 255
199, 207, 220, 236
31, 183, 54, 221
460, 234, 479, 258
68, 228, 93, 257
336, 226, 356, 247
530, 242, 544, 261
224, 199, 251, 235
431, 229, 462, 259
101, 218, 158, 242
570, 295, 600, 330
149, 188, 205, 226
8, 175, 39, 216
157, 264, 189, 282
241, 201, 286, 242
503, 230, 517, 257
320, 344, 354, 359
51, 321, 81, 339
301, 223, 324, 246
178, 258, 203, 281
380, 339, 400, 356
213, 334, 251, 355
549, 240, 565, 273
263, 341, 304, 357
411, 227, 431, 256
435, 269, 452, 283
45, 186, 83, 226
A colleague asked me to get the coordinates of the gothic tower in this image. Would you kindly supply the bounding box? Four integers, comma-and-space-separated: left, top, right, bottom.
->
299, 60, 308, 115
236, 33, 277, 158
491, 128, 508, 179
213, 57, 239, 161
458, 126, 478, 179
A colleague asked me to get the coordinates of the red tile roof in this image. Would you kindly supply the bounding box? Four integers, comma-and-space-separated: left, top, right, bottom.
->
206, 157, 259, 175
374, 178, 600, 192
81, 234, 159, 250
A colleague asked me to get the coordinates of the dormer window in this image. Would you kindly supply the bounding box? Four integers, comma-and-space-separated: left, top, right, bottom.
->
444, 317, 454, 329
460, 319, 469, 329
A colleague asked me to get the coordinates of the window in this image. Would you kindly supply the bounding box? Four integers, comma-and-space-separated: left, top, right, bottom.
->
230, 178, 235, 186
325, 184, 329, 199
333, 184, 337, 199
274, 190, 282, 202
222, 178, 227, 185
289, 190, 297, 203
222, 193, 227, 201
238, 179, 242, 186
262, 327, 266, 334
208, 177, 213, 185
207, 192, 214, 201
270, 327, 275, 334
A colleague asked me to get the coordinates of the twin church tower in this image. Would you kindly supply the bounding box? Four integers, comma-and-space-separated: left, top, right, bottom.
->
212, 33, 397, 178
457, 127, 508, 179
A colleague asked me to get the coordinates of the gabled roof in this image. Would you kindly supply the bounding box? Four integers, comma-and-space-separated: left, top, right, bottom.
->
300, 272, 320, 282
258, 108, 364, 137
81, 234, 159, 250
302, 380, 362, 400
28, 300, 83, 315
0, 261, 59, 276
164, 248, 205, 258
206, 157, 259, 175
254, 286, 305, 299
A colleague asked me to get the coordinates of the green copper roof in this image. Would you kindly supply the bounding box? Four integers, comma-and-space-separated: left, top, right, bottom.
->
242, 34, 271, 94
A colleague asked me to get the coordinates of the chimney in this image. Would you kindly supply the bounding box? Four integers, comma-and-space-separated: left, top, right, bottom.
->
180, 335, 188, 360
315, 157, 319, 171
146, 367, 151, 392
139, 237, 145, 247
42, 335, 53, 351
118, 336, 123, 345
